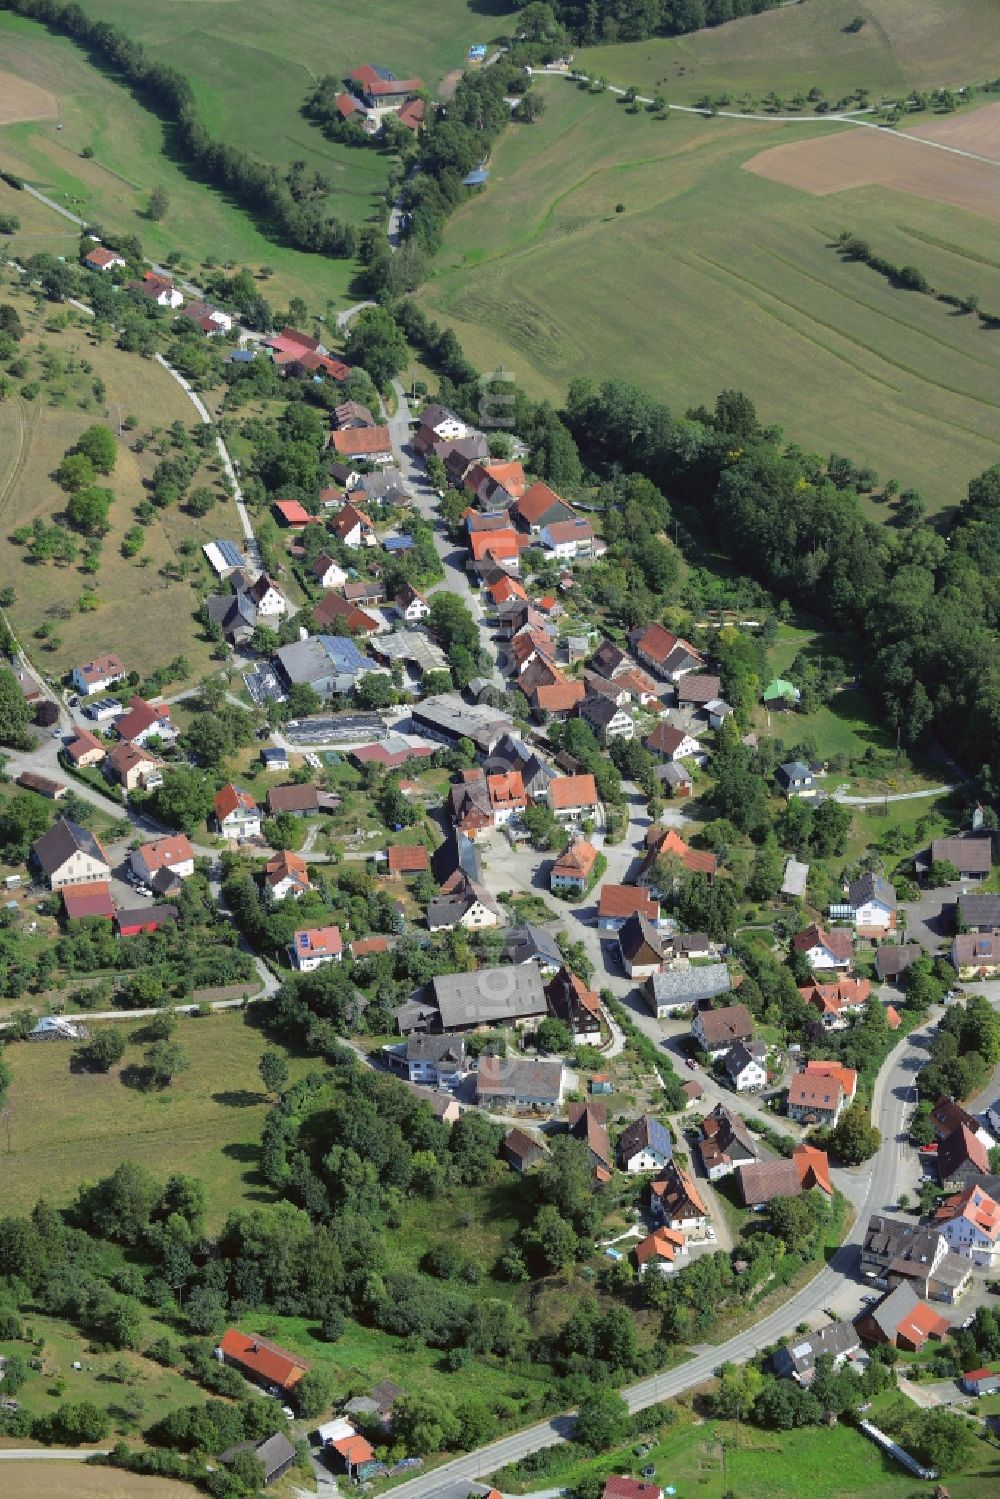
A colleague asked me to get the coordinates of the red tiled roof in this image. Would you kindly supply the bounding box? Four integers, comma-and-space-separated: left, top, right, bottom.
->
598, 884, 658, 921
65, 728, 105, 763
470, 528, 519, 562
516, 480, 571, 525
350, 936, 390, 958
331, 425, 391, 457
214, 783, 257, 820
218, 1328, 309, 1389
545, 519, 593, 545
313, 592, 378, 633
387, 843, 430, 875
549, 774, 598, 810
488, 575, 527, 606
85, 246, 122, 268
295, 925, 343, 958
335, 91, 362, 118
792, 923, 854, 961
635, 1227, 684, 1266
62, 881, 116, 921
330, 501, 375, 541
398, 97, 425, 131
552, 840, 598, 880
332, 1435, 376, 1464
804, 1059, 858, 1097
136, 835, 193, 872
273, 499, 314, 526
793, 1143, 833, 1195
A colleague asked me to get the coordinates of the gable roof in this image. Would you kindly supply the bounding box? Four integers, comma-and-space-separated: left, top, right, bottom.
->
218, 1328, 309, 1388
548, 773, 598, 810
62, 881, 116, 921
552, 839, 598, 881
646, 963, 731, 1009
938, 1122, 990, 1179
792, 923, 853, 961
431, 965, 547, 1029
332, 425, 391, 457
568, 1100, 613, 1171
619, 1114, 673, 1163
515, 481, 574, 526
264, 849, 311, 888
135, 835, 194, 872
330, 501, 375, 540
651, 1160, 706, 1218
213, 783, 257, 821
32, 818, 108, 875
695, 1002, 753, 1049
848, 871, 897, 910
598, 884, 658, 921
618, 911, 665, 965
387, 843, 430, 875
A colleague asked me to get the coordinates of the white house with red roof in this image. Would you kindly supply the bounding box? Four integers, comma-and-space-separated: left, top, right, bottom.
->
935, 1182, 1000, 1267
128, 271, 183, 308
84, 245, 126, 272
131, 835, 195, 885
114, 695, 178, 748
330, 501, 376, 548
540, 518, 595, 560
212, 784, 261, 840
72, 652, 126, 697
288, 925, 343, 971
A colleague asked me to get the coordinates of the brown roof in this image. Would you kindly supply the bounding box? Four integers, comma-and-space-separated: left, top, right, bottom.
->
598, 884, 658, 921
549, 774, 598, 811
387, 843, 430, 875
792, 923, 854, 961
219, 1329, 308, 1389
264, 849, 310, 887
64, 728, 105, 763
788, 1072, 844, 1112
568, 1101, 613, 1171
677, 673, 722, 704
62, 881, 116, 920
651, 1161, 706, 1217
267, 783, 320, 815
545, 519, 593, 545
737, 1157, 803, 1207
331, 425, 391, 457
214, 783, 257, 820
313, 592, 379, 632
696, 1003, 753, 1049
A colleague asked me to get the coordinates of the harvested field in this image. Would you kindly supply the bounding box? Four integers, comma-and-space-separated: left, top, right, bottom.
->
0, 69, 57, 125
745, 105, 1000, 221
0, 1465, 196, 1497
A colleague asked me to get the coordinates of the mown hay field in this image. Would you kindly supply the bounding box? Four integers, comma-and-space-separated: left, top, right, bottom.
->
416, 81, 1000, 514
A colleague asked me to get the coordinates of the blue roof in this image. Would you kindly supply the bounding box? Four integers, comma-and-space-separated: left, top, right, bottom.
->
318, 635, 368, 673
463, 168, 489, 186
646, 1118, 673, 1157
229, 349, 255, 362
216, 539, 244, 567
262, 746, 287, 763
383, 535, 415, 552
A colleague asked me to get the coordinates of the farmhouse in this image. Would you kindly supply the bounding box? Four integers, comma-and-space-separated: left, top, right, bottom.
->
545, 966, 601, 1044
477, 1056, 564, 1111
32, 818, 111, 889
547, 773, 599, 822
430, 965, 547, 1032
331, 426, 393, 463
503, 924, 562, 973
598, 884, 659, 930
426, 882, 502, 933
738, 1145, 832, 1208
62, 882, 116, 922
618, 911, 665, 980
643, 963, 732, 1020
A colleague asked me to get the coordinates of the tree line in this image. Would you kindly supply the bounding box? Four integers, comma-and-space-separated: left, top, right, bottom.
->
0, 0, 356, 259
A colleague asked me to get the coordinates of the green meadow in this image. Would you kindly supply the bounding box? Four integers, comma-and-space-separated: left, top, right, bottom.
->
416, 79, 1000, 512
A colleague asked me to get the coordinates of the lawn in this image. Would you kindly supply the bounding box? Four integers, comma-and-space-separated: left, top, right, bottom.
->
0, 272, 243, 684
576, 0, 1000, 105
0, 1010, 313, 1230
415, 78, 1000, 513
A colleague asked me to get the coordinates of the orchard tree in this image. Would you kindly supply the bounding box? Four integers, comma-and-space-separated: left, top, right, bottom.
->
80, 1027, 126, 1072
146, 1040, 190, 1089
66, 485, 112, 535
147, 187, 170, 221
259, 1049, 289, 1098
0, 669, 32, 747
74, 424, 117, 474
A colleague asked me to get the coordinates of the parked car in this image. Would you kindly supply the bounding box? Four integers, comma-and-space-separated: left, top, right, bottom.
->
686, 1057, 698, 1070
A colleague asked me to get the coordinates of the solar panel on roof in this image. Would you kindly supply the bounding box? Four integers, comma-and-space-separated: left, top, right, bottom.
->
298, 933, 309, 948
217, 539, 244, 566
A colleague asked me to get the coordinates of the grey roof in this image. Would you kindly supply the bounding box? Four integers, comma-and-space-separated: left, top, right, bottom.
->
207, 592, 257, 635
427, 880, 500, 931
777, 760, 812, 783
655, 761, 693, 787
32, 817, 107, 875
503, 924, 562, 968
275, 634, 369, 687
958, 892, 1000, 928
773, 1320, 860, 1380
781, 858, 809, 898
579, 694, 628, 728
476, 1054, 563, 1104
431, 964, 547, 1030
848, 871, 896, 911
926, 834, 993, 874
375, 629, 448, 673
864, 1213, 919, 1267
411, 693, 513, 751
407, 1034, 466, 1066
858, 1282, 919, 1342
618, 1114, 673, 1164
724, 1040, 765, 1079
432, 830, 482, 887
646, 963, 731, 1007
215, 538, 245, 568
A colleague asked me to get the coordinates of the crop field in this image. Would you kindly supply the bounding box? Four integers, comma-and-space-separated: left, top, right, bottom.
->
416, 80, 1000, 512
0, 1011, 310, 1230
0, 1467, 197, 1497
577, 0, 1000, 106
0, 274, 245, 684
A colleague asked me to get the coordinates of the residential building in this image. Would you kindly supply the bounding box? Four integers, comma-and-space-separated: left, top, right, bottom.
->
207, 589, 257, 646
938, 1123, 991, 1188
288, 925, 343, 971
105, 740, 160, 792
654, 760, 693, 798
644, 722, 701, 762
568, 1100, 613, 1178
63, 727, 106, 768
545, 966, 602, 1044
213, 784, 261, 840
550, 838, 598, 894
217, 1329, 309, 1392
128, 270, 183, 307
311, 553, 348, 590
618, 911, 665, 979
799, 976, 871, 1031
84, 245, 125, 271
637, 827, 717, 892
429, 965, 547, 1031
114, 695, 177, 747
182, 300, 233, 335
775, 760, 814, 796
773, 1321, 862, 1384
724, 1040, 768, 1093
236, 571, 287, 619
131, 835, 195, 886
513, 481, 577, 534
427, 880, 501, 934
854, 1284, 949, 1351
540, 518, 594, 559
313, 592, 380, 634
598, 884, 659, 930
791, 922, 853, 971
650, 1161, 707, 1234
263, 850, 311, 901
394, 582, 430, 623
503, 924, 563, 974
579, 693, 633, 742
676, 673, 722, 710
629, 623, 703, 682
952, 930, 1000, 978
447, 775, 494, 840
72, 652, 126, 697
963, 1369, 1000, 1396
414, 401, 467, 447
699, 1103, 759, 1180
691, 1002, 754, 1060
635, 1227, 686, 1275
398, 1034, 466, 1086
844, 871, 897, 933
31, 818, 110, 889
329, 501, 377, 547
544, 773, 598, 824
930, 1095, 994, 1147
618, 1115, 673, 1174
518, 659, 585, 716
487, 769, 527, 826
477, 1055, 564, 1111
934, 1183, 1000, 1267
348, 63, 425, 113
787, 1068, 848, 1127
875, 942, 923, 982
